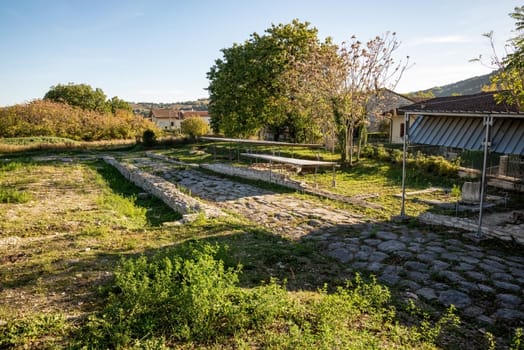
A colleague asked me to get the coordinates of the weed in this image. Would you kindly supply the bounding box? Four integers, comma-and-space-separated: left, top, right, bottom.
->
0, 313, 67, 348
511, 328, 523, 350
97, 192, 147, 229
76, 244, 458, 349
0, 187, 31, 203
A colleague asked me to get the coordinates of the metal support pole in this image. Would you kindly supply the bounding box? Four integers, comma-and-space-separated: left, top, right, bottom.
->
269, 160, 272, 183
314, 166, 318, 189
400, 113, 409, 217
477, 115, 493, 237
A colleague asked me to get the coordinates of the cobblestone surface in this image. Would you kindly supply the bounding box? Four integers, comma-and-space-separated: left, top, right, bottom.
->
126, 154, 524, 327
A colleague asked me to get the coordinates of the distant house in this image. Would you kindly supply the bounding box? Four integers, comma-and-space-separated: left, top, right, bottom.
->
150, 109, 209, 131
367, 89, 415, 134
371, 90, 416, 143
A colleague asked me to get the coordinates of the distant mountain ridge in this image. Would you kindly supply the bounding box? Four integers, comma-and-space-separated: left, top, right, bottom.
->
409, 71, 497, 98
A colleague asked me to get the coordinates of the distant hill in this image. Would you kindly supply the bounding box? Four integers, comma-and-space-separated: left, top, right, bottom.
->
130, 98, 209, 117
407, 71, 497, 99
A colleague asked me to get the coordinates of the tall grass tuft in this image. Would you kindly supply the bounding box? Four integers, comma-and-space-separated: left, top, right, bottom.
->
0, 188, 31, 203
97, 192, 147, 229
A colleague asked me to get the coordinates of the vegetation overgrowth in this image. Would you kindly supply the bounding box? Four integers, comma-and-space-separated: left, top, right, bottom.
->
77, 242, 460, 349
0, 100, 159, 141
0, 147, 522, 348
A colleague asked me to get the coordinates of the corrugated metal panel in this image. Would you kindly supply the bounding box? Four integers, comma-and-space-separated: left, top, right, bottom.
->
464, 119, 484, 150
492, 118, 524, 155
493, 119, 516, 154
410, 116, 524, 155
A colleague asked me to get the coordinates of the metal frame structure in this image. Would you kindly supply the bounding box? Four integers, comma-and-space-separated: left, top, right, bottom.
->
400, 111, 523, 236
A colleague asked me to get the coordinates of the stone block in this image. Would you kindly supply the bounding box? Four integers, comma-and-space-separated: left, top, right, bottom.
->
461, 182, 481, 203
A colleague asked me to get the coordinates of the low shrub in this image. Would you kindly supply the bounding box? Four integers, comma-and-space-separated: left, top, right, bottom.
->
412, 154, 459, 177
362, 145, 459, 178
77, 243, 460, 349
374, 145, 390, 161
142, 129, 157, 148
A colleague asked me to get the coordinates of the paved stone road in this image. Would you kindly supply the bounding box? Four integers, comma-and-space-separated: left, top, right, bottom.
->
126, 155, 524, 327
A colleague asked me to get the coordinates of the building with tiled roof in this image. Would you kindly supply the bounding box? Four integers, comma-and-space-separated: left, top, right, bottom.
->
150, 108, 209, 130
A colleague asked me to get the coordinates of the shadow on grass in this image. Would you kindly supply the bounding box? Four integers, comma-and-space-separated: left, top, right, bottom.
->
4, 214, 519, 348
90, 160, 182, 226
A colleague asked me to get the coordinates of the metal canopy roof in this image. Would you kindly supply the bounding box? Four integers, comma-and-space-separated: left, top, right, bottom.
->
399, 91, 520, 115
409, 115, 524, 155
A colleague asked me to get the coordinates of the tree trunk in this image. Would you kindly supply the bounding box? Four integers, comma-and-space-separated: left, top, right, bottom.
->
349, 125, 354, 166
357, 125, 366, 161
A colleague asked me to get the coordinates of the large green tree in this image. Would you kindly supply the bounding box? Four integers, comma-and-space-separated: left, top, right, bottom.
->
44, 83, 131, 114
207, 20, 336, 142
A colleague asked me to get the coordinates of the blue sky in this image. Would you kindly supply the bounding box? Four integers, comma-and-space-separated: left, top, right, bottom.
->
0, 0, 517, 105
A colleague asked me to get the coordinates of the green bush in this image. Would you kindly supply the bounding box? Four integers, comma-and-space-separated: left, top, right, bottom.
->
78, 243, 460, 349
142, 129, 157, 148
362, 145, 459, 178
360, 144, 375, 158
413, 154, 459, 177
81, 243, 257, 347
374, 145, 390, 161
181, 117, 209, 139
390, 149, 404, 164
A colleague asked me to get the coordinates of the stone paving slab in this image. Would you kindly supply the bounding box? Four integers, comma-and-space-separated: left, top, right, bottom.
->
127, 154, 524, 328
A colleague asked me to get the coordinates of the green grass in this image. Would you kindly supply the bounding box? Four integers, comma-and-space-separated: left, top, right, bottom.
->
0, 313, 67, 348
0, 138, 137, 156
0, 152, 522, 349
0, 161, 33, 203
92, 161, 182, 225
0, 188, 31, 203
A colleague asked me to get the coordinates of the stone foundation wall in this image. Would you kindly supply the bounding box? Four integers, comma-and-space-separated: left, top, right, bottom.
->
200, 163, 305, 191
419, 212, 524, 245
103, 156, 221, 219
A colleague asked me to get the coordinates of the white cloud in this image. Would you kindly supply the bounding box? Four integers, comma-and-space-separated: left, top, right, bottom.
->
404, 35, 471, 47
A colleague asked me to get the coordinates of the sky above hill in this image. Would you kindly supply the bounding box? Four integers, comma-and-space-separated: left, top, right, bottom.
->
0, 0, 517, 105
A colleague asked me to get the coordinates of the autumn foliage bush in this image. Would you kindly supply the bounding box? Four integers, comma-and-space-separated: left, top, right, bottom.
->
0, 100, 159, 141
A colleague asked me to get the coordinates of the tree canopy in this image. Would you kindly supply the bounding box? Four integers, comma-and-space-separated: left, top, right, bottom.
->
207, 20, 408, 164
44, 83, 132, 114
207, 20, 338, 142
480, 6, 524, 110
335, 32, 408, 164
499, 6, 524, 109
